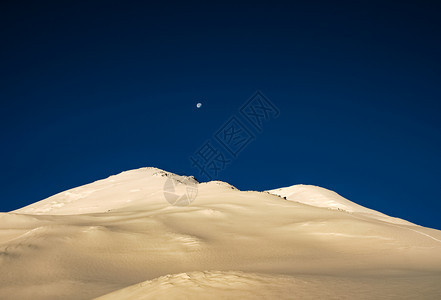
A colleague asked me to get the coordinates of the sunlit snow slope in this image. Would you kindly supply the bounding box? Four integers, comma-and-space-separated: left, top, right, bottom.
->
1, 167, 440, 300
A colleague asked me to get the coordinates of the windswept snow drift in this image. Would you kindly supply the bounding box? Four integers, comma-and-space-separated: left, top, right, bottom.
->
95, 270, 441, 300
1, 167, 441, 299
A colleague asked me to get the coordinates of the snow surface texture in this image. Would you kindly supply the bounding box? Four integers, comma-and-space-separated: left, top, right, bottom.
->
1, 167, 441, 299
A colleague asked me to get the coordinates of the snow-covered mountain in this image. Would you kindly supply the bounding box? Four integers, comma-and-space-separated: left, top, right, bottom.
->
268, 184, 414, 225
1, 167, 441, 299
13, 167, 197, 215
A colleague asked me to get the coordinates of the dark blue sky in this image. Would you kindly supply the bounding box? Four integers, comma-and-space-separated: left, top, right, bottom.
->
1, 1, 440, 229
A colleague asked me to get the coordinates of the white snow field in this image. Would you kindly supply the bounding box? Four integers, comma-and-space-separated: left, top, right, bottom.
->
1, 167, 441, 299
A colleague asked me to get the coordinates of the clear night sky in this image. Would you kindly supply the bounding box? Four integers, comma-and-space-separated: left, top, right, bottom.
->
1, 1, 440, 229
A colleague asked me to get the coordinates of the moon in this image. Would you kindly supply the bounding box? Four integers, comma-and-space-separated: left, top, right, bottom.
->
196, 102, 202, 108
